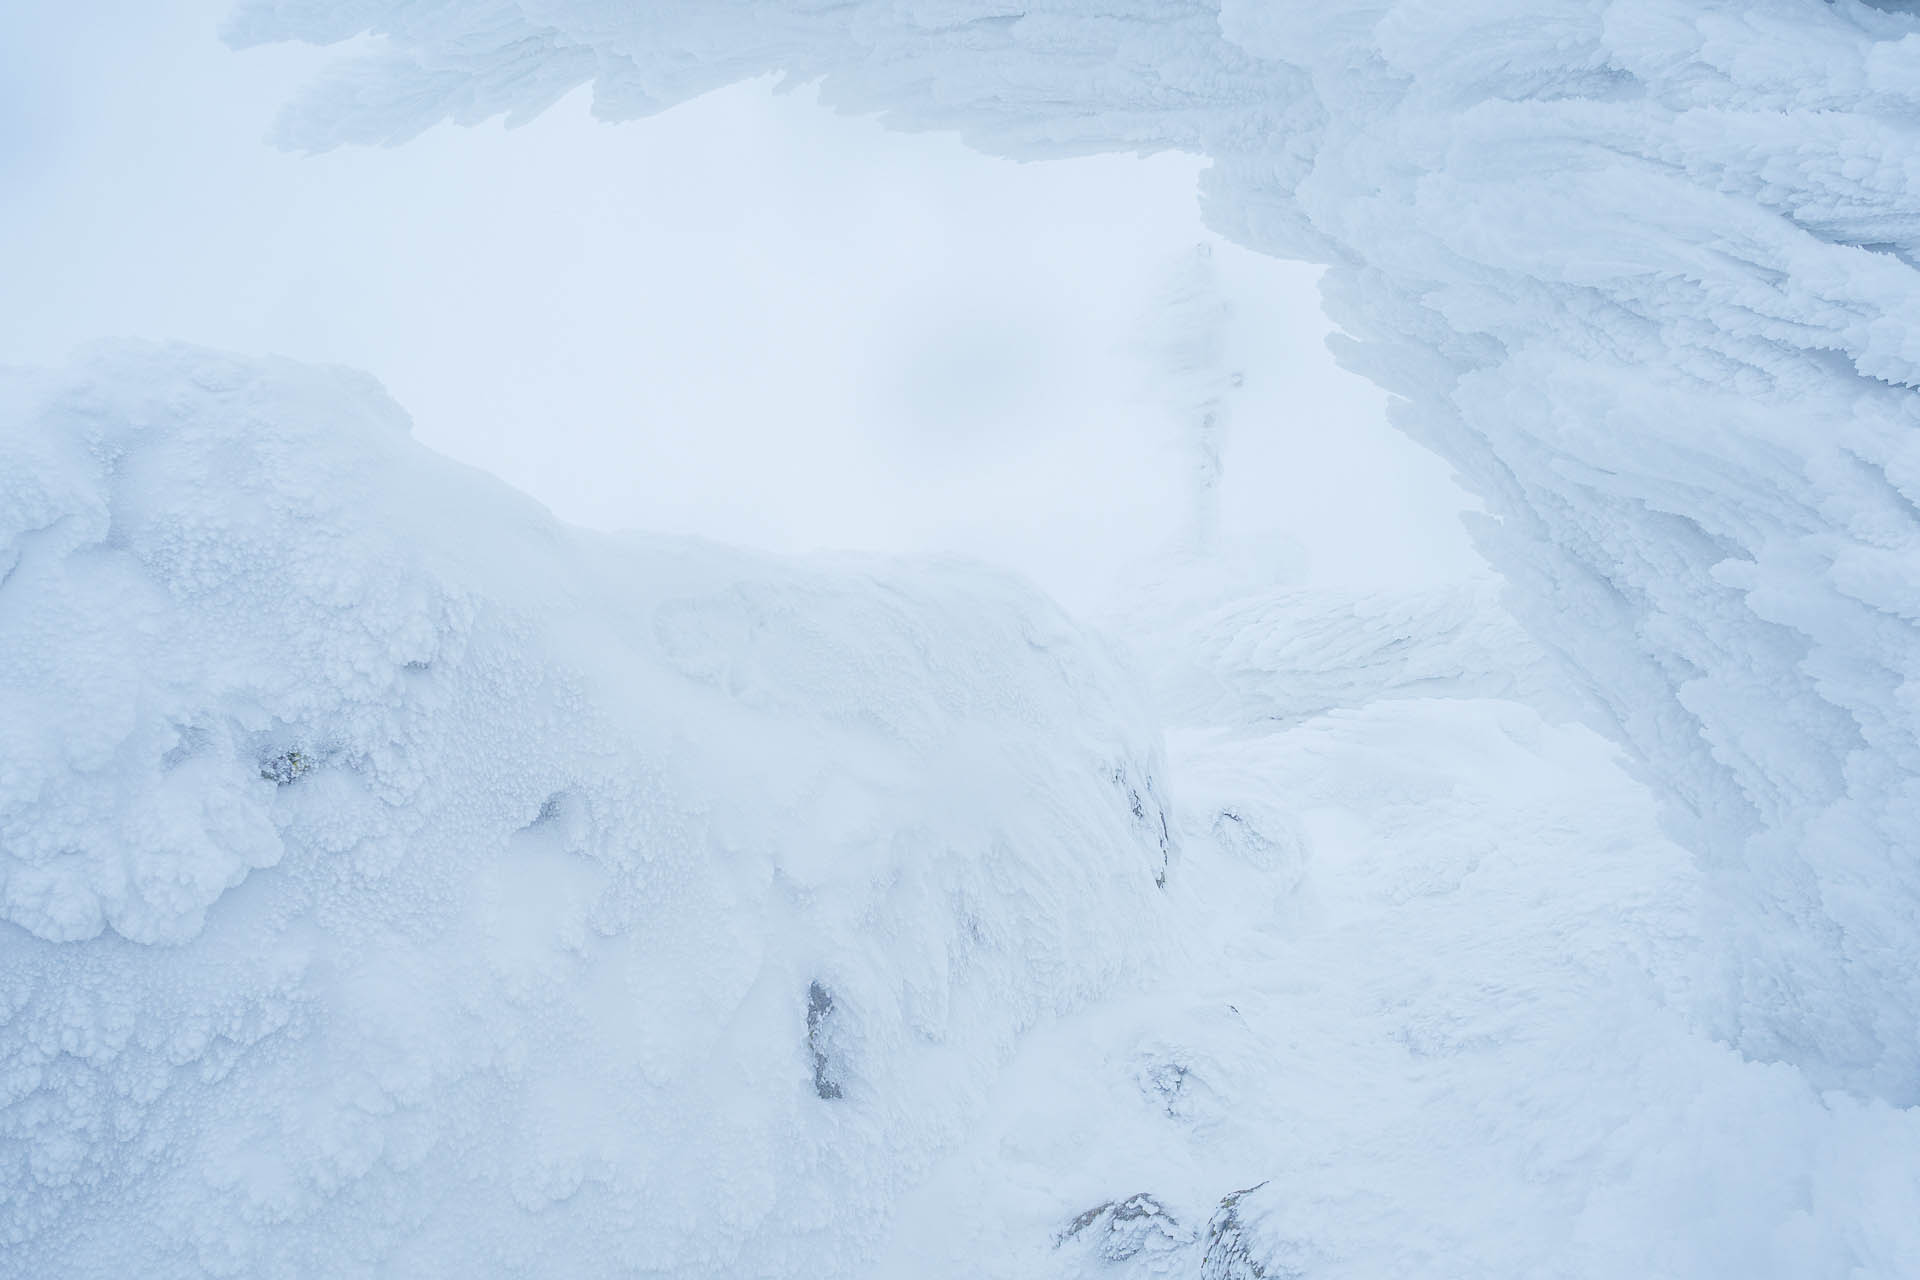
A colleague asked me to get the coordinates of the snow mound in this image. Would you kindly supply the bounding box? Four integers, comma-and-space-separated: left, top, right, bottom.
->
0, 344, 1175, 1276
230, 0, 1920, 1100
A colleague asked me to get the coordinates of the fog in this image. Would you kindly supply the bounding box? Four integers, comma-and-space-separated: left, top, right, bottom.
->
1, 0, 1483, 611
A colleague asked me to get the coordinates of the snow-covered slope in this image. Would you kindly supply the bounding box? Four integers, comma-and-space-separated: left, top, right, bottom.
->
231, 0, 1920, 1101
1131, 580, 1562, 730
888, 696, 1920, 1278
14, 2, 1920, 1273
9, 345, 1918, 1276
0, 344, 1177, 1276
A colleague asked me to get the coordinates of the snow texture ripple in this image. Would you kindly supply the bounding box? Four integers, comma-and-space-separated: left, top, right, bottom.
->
230, 0, 1920, 1103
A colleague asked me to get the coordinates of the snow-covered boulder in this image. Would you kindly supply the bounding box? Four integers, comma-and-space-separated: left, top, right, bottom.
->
0, 343, 1175, 1276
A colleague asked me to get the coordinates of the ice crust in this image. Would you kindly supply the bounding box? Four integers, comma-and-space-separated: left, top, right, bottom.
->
229, 0, 1920, 1101
0, 344, 1176, 1275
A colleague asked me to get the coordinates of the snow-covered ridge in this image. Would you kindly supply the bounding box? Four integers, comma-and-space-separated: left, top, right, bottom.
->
0, 344, 1175, 1274
231, 0, 1920, 1100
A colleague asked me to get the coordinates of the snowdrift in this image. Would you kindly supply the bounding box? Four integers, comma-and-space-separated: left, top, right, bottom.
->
231, 0, 1920, 1101
0, 344, 1175, 1276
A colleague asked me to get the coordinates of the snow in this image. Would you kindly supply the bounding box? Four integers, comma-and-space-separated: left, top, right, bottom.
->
1127, 579, 1564, 730
230, 0, 1920, 1101
9, 340, 1917, 1276
889, 692, 1920, 1278
1, 344, 1175, 1274
8, 0, 1920, 1274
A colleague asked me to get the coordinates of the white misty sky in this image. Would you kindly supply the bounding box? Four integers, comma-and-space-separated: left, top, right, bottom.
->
1, 0, 1484, 609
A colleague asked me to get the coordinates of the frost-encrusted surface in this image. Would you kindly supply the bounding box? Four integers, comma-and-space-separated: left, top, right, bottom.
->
1139, 580, 1561, 729
0, 344, 1175, 1275
11, 345, 1919, 1276
883, 692, 1920, 1279
232, 0, 1920, 1099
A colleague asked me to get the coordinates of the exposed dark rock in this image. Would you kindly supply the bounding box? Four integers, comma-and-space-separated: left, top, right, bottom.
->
1200, 1182, 1290, 1280
1111, 765, 1175, 887
1054, 1192, 1194, 1262
1139, 1058, 1191, 1118
259, 748, 313, 785
806, 980, 843, 1100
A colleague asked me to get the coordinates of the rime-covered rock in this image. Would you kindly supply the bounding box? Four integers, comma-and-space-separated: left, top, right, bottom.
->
0, 343, 1174, 1276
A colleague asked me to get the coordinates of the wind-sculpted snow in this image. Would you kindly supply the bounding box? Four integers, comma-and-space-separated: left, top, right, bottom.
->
0, 344, 1176, 1276
1138, 580, 1562, 730
887, 693, 1920, 1278
232, 0, 1920, 1100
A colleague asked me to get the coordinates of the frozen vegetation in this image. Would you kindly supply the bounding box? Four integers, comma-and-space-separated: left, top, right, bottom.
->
6, 0, 1920, 1275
